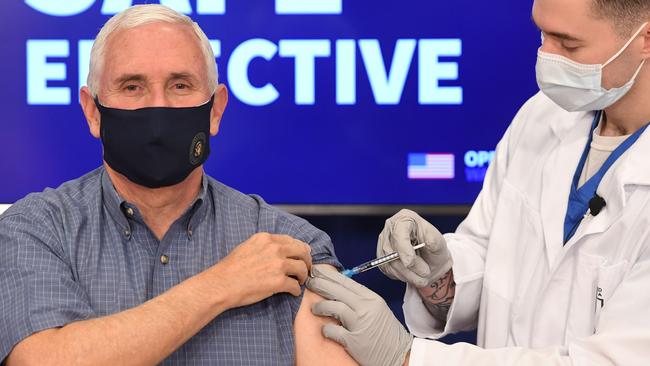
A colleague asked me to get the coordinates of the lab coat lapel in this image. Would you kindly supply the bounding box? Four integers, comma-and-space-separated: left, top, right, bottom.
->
569, 125, 650, 243
539, 113, 594, 268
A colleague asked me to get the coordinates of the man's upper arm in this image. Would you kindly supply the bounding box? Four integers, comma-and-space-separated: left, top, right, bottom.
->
258, 202, 349, 363
294, 269, 358, 366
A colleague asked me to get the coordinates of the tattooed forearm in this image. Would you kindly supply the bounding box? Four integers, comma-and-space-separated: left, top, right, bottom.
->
417, 269, 455, 322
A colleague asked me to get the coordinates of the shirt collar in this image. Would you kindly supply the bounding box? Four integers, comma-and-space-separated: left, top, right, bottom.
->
101, 167, 130, 235
101, 167, 210, 239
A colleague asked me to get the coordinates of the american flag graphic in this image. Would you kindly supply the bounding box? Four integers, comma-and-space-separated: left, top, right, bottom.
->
407, 153, 455, 180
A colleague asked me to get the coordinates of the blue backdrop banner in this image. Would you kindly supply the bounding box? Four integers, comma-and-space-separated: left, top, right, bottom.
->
0, 0, 540, 204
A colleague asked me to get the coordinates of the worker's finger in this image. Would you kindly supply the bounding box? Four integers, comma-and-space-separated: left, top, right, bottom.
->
392, 220, 431, 278
283, 258, 309, 284
417, 222, 444, 254
405, 255, 431, 278
312, 300, 357, 329
391, 220, 417, 262
306, 267, 363, 309
321, 324, 351, 349
307, 266, 378, 302
386, 260, 430, 288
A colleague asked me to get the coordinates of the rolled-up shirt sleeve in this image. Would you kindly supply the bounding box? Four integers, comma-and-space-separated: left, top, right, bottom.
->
285, 217, 342, 270
257, 197, 342, 270
0, 203, 95, 362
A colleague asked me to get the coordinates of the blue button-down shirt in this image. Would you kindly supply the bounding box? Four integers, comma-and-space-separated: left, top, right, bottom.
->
0, 167, 341, 365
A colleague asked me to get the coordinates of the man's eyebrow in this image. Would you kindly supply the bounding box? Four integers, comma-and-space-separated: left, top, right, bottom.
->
114, 73, 147, 85
545, 31, 582, 42
169, 72, 199, 81
531, 14, 582, 42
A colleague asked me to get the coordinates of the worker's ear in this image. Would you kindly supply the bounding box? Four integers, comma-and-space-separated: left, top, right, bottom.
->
642, 22, 650, 60
210, 84, 228, 137
80, 86, 101, 139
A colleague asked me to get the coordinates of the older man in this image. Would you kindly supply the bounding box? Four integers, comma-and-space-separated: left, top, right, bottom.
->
0, 5, 355, 365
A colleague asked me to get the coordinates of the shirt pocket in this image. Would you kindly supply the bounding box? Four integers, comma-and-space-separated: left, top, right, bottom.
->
566, 252, 627, 339
594, 260, 627, 324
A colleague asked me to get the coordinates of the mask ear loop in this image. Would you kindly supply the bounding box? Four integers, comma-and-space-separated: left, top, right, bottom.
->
603, 22, 649, 67
620, 58, 647, 89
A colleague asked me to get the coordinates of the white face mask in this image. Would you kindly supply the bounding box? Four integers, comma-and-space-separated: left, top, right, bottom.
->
536, 23, 648, 112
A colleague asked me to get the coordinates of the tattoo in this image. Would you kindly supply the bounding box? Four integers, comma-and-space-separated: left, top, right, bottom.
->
418, 269, 455, 322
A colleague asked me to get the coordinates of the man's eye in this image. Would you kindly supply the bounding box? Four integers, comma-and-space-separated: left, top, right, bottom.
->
174, 83, 188, 90
562, 44, 580, 52
124, 85, 140, 92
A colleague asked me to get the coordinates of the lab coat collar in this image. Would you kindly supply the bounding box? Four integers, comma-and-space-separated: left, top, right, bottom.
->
546, 109, 595, 142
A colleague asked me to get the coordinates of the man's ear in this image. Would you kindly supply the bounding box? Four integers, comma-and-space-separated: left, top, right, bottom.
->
80, 86, 101, 139
210, 84, 228, 136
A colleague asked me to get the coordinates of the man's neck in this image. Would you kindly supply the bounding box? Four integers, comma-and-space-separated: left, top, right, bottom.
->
105, 163, 203, 240
601, 68, 650, 137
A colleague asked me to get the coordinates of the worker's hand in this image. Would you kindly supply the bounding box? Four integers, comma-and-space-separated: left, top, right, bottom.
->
306, 266, 413, 366
378, 209, 452, 288
210, 232, 312, 308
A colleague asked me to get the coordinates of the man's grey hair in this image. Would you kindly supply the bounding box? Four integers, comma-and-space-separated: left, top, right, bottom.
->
591, 0, 650, 37
87, 4, 217, 96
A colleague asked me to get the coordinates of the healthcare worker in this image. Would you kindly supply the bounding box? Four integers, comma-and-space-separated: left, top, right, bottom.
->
306, 0, 650, 365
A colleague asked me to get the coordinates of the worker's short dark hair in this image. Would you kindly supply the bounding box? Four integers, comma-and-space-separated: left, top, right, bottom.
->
591, 0, 650, 38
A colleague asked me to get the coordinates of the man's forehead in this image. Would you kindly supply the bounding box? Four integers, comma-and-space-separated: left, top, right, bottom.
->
104, 22, 201, 61
102, 22, 205, 78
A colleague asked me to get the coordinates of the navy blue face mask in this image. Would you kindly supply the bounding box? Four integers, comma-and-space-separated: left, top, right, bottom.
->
95, 96, 214, 188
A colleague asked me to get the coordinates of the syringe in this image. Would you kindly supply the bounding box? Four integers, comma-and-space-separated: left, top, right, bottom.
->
341, 243, 426, 277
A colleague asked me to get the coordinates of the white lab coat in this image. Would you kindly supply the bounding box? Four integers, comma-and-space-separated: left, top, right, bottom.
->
404, 92, 650, 366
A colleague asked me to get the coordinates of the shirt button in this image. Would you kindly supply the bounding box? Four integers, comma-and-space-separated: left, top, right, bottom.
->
160, 255, 170, 265
123, 229, 131, 237
188, 229, 193, 237
125, 207, 134, 217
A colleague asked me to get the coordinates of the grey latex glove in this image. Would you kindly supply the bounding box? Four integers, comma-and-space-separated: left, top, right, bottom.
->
378, 209, 452, 288
306, 266, 413, 366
